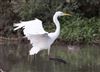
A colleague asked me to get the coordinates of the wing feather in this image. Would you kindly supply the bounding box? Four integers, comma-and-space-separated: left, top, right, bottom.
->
13, 18, 50, 55
13, 18, 47, 36
27, 33, 49, 46
28, 33, 51, 55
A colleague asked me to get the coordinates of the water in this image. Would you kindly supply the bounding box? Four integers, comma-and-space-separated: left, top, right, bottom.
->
0, 39, 100, 72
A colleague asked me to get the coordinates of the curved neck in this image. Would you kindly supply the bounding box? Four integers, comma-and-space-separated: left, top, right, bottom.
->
53, 14, 60, 39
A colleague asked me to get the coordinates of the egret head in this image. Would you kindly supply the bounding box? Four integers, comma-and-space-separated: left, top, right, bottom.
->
55, 11, 71, 16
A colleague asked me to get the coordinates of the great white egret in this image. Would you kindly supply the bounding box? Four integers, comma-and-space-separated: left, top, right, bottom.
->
14, 11, 71, 56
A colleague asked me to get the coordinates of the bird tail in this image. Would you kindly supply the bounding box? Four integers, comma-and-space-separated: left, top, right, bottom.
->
13, 22, 24, 31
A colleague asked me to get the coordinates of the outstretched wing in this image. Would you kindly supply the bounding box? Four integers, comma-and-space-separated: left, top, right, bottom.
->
13, 18, 50, 55
13, 18, 47, 36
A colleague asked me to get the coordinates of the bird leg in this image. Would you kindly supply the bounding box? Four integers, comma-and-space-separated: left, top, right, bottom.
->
48, 48, 50, 56
33, 54, 37, 61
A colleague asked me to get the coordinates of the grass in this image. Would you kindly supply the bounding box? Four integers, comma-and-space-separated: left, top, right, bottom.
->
60, 16, 100, 43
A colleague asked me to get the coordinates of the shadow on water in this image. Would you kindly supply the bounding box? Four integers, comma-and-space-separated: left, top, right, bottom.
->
0, 38, 100, 72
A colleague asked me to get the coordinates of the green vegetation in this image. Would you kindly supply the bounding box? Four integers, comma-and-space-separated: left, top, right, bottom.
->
19, 0, 100, 43
60, 16, 100, 43
0, 0, 100, 43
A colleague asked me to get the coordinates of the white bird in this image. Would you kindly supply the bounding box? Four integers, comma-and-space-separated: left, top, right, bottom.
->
13, 11, 71, 55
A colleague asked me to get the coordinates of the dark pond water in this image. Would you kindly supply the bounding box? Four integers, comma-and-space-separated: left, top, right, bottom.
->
0, 39, 100, 72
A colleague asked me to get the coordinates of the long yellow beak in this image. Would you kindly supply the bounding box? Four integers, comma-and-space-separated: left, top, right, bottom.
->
64, 13, 71, 16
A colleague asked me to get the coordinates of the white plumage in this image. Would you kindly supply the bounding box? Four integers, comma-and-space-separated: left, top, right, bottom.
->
14, 18, 47, 36
13, 11, 71, 55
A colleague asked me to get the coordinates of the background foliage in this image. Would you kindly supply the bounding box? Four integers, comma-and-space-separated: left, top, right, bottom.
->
0, 0, 100, 43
